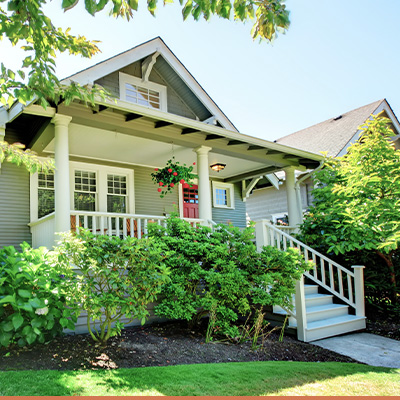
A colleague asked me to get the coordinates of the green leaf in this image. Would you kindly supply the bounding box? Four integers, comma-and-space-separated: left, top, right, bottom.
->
0, 332, 13, 348
62, 0, 79, 11
26, 331, 37, 345
18, 289, 31, 298
12, 314, 24, 330
29, 298, 44, 309
0, 295, 16, 305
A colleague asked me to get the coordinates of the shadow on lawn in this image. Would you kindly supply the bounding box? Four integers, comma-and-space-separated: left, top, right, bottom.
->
57, 361, 399, 396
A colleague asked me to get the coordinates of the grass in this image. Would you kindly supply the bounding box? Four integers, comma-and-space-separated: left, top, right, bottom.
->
0, 361, 399, 396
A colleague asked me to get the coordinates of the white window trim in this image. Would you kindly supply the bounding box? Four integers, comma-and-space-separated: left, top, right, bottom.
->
119, 72, 167, 112
212, 181, 235, 209
30, 160, 135, 223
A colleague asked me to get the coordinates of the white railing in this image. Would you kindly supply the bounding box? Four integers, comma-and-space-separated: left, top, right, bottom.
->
28, 213, 55, 249
69, 211, 204, 238
255, 220, 365, 340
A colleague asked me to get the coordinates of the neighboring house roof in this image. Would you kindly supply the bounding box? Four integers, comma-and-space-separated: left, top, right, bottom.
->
61, 36, 238, 132
276, 99, 400, 157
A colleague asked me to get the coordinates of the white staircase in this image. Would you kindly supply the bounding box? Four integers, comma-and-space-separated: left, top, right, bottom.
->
255, 221, 366, 342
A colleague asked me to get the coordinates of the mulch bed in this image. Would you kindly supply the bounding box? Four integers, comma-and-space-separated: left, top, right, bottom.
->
0, 320, 360, 371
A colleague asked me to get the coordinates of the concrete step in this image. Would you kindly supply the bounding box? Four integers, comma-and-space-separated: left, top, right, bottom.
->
305, 315, 366, 342
305, 293, 334, 307
306, 303, 349, 322
304, 284, 319, 295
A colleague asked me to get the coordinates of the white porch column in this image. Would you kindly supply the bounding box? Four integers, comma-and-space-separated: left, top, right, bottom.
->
194, 146, 212, 224
52, 114, 72, 239
284, 166, 302, 228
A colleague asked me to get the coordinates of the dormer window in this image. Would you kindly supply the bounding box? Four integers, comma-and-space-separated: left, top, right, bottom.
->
119, 72, 167, 111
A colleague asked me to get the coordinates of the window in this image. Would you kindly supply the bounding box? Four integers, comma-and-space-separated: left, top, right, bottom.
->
38, 172, 55, 218
107, 174, 127, 213
212, 182, 235, 209
74, 170, 97, 211
119, 73, 167, 111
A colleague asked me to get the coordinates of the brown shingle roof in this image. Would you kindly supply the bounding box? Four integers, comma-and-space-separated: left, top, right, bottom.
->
277, 100, 385, 157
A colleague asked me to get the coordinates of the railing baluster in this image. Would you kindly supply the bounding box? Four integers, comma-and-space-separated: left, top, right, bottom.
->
108, 217, 112, 237
321, 259, 326, 285
83, 215, 88, 230
100, 216, 105, 236
338, 269, 344, 297
144, 219, 148, 237
137, 219, 142, 239
130, 218, 134, 237
122, 217, 127, 238
283, 236, 287, 250
116, 217, 120, 237
277, 232, 281, 250
347, 274, 353, 304
92, 216, 97, 235
312, 253, 317, 278
329, 262, 335, 291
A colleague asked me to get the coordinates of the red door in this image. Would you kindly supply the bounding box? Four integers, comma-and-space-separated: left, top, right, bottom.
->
183, 185, 199, 219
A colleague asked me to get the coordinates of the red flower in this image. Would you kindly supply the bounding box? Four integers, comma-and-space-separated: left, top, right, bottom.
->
193, 162, 196, 165
180, 179, 185, 184
158, 188, 162, 192
159, 182, 163, 186
170, 183, 175, 187
154, 168, 158, 171
173, 172, 178, 176
168, 168, 172, 173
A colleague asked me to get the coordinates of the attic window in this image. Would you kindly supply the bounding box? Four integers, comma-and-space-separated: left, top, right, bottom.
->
119, 72, 167, 112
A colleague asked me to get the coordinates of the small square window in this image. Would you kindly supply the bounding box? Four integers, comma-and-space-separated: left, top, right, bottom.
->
212, 182, 235, 209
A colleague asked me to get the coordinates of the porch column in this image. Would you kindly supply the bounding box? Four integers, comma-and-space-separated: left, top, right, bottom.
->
194, 146, 212, 224
284, 166, 302, 229
52, 114, 72, 239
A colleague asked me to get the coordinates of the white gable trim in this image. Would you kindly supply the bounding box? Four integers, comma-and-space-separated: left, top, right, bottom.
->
337, 100, 400, 157
61, 37, 237, 131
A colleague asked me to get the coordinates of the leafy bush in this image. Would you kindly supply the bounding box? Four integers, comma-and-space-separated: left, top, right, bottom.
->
149, 215, 311, 340
0, 244, 78, 348
55, 231, 170, 344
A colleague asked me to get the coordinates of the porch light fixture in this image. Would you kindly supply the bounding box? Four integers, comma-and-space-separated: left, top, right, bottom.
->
210, 163, 226, 172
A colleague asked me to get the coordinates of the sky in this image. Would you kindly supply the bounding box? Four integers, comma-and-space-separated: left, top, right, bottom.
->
2, 0, 400, 142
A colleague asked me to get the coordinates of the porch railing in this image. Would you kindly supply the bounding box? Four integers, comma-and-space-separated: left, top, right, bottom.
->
255, 220, 365, 341
29, 211, 205, 249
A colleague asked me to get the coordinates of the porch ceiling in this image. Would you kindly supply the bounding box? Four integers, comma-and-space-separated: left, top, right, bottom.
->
25, 99, 323, 181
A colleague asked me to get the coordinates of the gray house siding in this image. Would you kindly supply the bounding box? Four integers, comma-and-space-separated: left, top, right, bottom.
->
246, 182, 309, 223
134, 165, 179, 216
94, 60, 198, 120
211, 182, 246, 228
0, 130, 32, 248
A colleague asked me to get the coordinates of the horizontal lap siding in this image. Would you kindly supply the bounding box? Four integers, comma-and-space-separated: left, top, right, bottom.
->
95, 61, 198, 120
134, 166, 179, 216
211, 182, 246, 228
0, 130, 31, 248
246, 182, 308, 223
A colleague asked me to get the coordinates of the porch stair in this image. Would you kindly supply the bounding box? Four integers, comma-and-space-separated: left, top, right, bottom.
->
273, 284, 366, 342
255, 221, 367, 342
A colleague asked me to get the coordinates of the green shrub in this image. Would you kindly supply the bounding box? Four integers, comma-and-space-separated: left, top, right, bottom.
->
55, 231, 170, 344
149, 215, 311, 340
0, 244, 78, 348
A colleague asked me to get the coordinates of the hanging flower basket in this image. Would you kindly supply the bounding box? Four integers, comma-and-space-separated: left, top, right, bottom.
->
151, 157, 197, 198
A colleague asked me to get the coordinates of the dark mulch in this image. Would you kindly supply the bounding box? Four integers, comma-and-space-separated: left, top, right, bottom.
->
0, 320, 360, 371
365, 309, 400, 341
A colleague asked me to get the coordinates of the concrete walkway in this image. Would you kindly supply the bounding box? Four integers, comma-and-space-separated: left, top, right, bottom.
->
311, 333, 400, 368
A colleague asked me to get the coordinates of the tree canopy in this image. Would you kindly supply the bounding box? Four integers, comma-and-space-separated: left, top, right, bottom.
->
299, 116, 400, 302
0, 0, 290, 108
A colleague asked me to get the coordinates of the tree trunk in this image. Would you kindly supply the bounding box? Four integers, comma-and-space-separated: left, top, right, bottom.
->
376, 251, 398, 304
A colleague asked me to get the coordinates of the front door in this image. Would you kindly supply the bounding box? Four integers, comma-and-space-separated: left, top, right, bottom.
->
183, 185, 199, 219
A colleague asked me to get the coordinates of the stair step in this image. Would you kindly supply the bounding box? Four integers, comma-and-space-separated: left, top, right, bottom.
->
305, 293, 333, 307
306, 304, 349, 322
304, 284, 319, 295
306, 315, 366, 342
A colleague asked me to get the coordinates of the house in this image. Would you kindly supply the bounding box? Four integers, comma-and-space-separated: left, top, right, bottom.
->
246, 99, 400, 225
0, 37, 365, 342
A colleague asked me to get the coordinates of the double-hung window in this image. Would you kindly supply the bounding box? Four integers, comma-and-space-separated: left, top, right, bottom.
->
119, 73, 167, 111
74, 170, 97, 212
107, 174, 127, 213
38, 172, 55, 218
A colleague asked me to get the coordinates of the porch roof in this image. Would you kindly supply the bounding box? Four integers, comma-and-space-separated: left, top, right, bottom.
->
3, 98, 323, 182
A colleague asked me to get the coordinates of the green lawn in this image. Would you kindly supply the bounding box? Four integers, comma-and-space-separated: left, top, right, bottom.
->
0, 361, 399, 396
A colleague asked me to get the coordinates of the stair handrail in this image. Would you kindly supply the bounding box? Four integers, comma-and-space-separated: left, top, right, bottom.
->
255, 220, 365, 315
